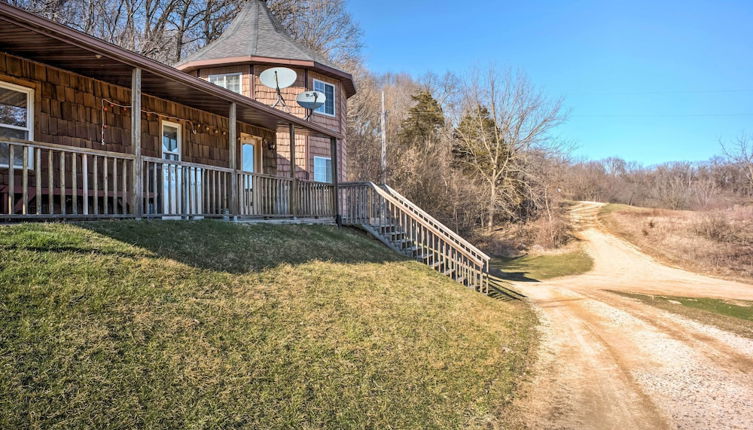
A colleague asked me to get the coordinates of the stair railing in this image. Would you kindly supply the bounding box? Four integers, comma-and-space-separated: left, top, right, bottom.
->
380, 184, 491, 267
339, 182, 489, 294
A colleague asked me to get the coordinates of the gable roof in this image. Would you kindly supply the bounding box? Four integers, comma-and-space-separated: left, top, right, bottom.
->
176, 0, 355, 97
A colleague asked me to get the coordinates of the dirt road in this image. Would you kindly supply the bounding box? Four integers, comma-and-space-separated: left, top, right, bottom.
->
513, 202, 753, 430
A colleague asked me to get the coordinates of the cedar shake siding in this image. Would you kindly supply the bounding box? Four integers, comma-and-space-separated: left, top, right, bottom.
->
176, 0, 354, 182
0, 52, 278, 180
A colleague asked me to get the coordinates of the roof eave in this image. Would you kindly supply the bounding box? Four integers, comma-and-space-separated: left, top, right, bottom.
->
177, 56, 356, 98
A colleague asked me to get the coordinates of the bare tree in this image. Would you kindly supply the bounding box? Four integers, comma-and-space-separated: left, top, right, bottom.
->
722, 134, 753, 197
453, 68, 565, 230
267, 0, 362, 66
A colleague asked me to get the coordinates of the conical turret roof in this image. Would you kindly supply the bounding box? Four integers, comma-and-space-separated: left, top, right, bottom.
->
176, 0, 354, 96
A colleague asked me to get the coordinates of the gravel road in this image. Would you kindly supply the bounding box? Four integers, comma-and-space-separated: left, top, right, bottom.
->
512, 202, 753, 430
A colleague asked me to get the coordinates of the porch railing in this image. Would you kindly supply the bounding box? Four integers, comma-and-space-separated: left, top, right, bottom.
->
1, 138, 334, 220
141, 156, 233, 218
1, 139, 134, 218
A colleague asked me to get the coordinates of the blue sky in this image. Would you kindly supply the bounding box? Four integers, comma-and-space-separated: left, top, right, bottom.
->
347, 0, 753, 165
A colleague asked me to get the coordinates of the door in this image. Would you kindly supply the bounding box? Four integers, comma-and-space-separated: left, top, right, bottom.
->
161, 121, 181, 215
240, 134, 263, 213
241, 134, 261, 174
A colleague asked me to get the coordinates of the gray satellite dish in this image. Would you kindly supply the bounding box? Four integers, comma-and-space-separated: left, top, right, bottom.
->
296, 91, 326, 110
259, 67, 297, 110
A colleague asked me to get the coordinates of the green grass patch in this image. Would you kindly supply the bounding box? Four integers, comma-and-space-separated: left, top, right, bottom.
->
0, 221, 537, 429
492, 250, 594, 282
613, 291, 753, 339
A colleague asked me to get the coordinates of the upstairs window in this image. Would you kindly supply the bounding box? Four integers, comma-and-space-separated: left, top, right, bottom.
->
208, 73, 242, 94
313, 79, 336, 117
313, 156, 332, 183
0, 80, 34, 168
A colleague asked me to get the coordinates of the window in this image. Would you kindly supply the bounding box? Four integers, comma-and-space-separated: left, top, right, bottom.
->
313, 79, 336, 117
313, 156, 332, 183
242, 143, 256, 173
208, 73, 242, 94
0, 80, 34, 168
241, 135, 262, 173
161, 121, 181, 161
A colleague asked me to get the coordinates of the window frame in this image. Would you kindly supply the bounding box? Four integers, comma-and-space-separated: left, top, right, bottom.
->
312, 79, 336, 117
207, 72, 243, 95
160, 120, 182, 161
313, 156, 333, 183
0, 80, 35, 169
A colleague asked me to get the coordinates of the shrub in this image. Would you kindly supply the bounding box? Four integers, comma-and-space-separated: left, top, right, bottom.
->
693, 213, 738, 243
532, 216, 573, 249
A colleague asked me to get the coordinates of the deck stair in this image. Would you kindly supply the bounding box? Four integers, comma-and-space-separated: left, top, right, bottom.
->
339, 182, 491, 294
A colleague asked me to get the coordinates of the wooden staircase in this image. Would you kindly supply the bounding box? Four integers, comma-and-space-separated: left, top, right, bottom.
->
339, 182, 491, 294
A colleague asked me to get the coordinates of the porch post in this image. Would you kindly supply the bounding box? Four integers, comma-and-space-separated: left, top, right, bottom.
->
131, 68, 143, 218
288, 123, 297, 217
330, 136, 341, 227
228, 102, 238, 219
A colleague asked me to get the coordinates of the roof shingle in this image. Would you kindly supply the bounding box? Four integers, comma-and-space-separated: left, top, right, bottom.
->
178, 0, 339, 71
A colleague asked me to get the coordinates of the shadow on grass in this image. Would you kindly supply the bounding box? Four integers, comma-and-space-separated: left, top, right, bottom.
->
71, 220, 405, 274
496, 271, 542, 283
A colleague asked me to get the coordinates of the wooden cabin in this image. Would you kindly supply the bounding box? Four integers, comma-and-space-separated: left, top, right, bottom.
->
0, 1, 351, 220
0, 1, 493, 292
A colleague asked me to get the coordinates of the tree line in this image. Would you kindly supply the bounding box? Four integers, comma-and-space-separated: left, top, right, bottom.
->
8, 0, 361, 65
348, 69, 567, 236
564, 138, 753, 210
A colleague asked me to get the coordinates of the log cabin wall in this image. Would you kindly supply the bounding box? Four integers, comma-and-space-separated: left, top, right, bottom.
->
0, 51, 277, 187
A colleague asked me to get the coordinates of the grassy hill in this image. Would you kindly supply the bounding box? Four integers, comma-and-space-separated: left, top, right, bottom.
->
0, 221, 537, 429
599, 203, 753, 282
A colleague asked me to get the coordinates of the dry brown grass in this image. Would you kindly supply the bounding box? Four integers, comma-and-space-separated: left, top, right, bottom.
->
476, 204, 576, 258
600, 204, 753, 282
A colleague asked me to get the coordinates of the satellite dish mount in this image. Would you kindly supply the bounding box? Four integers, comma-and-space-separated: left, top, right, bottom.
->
296, 90, 327, 120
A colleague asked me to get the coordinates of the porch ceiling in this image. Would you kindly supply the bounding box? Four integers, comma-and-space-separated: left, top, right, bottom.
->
0, 3, 342, 140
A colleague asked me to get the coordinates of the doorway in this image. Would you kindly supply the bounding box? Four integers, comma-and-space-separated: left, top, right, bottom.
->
161, 120, 182, 215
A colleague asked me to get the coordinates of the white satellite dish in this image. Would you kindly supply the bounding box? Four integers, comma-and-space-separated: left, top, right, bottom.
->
259, 67, 297, 90
259, 67, 297, 111
296, 91, 326, 111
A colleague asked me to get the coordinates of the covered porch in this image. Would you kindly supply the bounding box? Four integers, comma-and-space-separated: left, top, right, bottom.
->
0, 3, 341, 222
0, 136, 337, 220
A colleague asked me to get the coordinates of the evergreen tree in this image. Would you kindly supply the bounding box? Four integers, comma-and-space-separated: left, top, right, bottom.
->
398, 90, 445, 146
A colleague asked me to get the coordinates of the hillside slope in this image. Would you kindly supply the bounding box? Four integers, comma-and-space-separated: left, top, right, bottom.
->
0, 221, 536, 429
599, 204, 753, 282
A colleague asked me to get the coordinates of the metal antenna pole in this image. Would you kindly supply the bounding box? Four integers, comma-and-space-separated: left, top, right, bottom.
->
380, 90, 387, 185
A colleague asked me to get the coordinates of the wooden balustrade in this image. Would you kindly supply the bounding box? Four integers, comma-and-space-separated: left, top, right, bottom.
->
1, 138, 339, 221
296, 180, 335, 217
237, 171, 292, 217
141, 156, 233, 218
339, 182, 490, 294
1, 139, 134, 219
236, 171, 335, 218
381, 184, 491, 268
